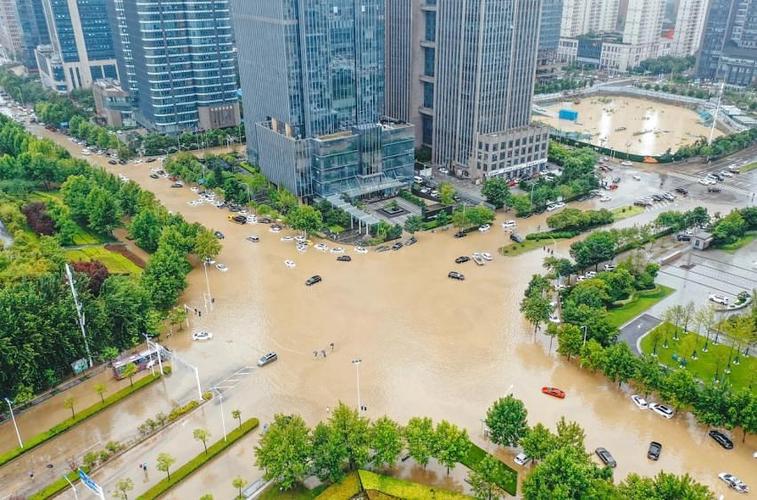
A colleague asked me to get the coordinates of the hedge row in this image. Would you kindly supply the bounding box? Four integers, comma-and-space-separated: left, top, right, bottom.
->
0, 372, 163, 468
28, 467, 90, 500
526, 230, 579, 241
137, 418, 260, 499
399, 189, 426, 208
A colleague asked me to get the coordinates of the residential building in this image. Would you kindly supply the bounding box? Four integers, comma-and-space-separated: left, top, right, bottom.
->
672, 0, 709, 56
561, 0, 619, 37
92, 78, 133, 127
37, 0, 118, 91
231, 0, 415, 200
622, 0, 665, 64
696, 0, 756, 86
108, 0, 240, 134
537, 0, 564, 81
430, 0, 549, 180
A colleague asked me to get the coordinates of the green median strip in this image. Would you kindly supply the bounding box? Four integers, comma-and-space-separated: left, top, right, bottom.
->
460, 443, 517, 496
0, 372, 163, 468
28, 467, 91, 500
137, 418, 260, 500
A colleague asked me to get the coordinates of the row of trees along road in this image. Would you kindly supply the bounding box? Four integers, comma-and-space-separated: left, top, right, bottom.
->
483, 395, 715, 499
0, 114, 220, 402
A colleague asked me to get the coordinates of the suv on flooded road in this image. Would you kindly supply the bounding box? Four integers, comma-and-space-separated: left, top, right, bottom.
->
305, 275, 322, 286
595, 447, 616, 468
257, 352, 278, 367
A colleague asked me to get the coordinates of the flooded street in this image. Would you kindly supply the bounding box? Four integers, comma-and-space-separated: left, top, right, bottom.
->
538, 96, 722, 156
1, 125, 755, 499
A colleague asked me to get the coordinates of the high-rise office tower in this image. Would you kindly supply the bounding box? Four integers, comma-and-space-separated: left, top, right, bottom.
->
0, 0, 23, 61
424, 0, 549, 180
35, 0, 118, 92
385, 0, 413, 122
561, 0, 619, 37
538, 0, 564, 80
15, 0, 50, 69
108, 0, 240, 133
696, 0, 756, 86
671, 0, 709, 56
231, 0, 414, 200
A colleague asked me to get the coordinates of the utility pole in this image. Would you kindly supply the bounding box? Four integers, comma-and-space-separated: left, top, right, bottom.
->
65, 264, 93, 368
352, 359, 362, 413
4, 397, 22, 448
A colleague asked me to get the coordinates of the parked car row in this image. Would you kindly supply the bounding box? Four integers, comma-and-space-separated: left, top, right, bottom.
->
634, 191, 676, 207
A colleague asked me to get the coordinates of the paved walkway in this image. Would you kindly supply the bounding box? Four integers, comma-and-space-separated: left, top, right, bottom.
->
619, 314, 662, 354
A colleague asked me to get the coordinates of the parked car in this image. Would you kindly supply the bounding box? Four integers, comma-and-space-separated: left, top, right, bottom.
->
513, 453, 531, 466
170, 182, 183, 188
708, 293, 729, 305
707, 186, 721, 193
674, 187, 688, 195
718, 473, 749, 493
455, 256, 470, 264
246, 235, 260, 243
541, 387, 566, 399
305, 275, 322, 286
647, 441, 662, 461
336, 255, 352, 262
146, 158, 157, 163
595, 447, 617, 467
108, 159, 117, 165
649, 403, 674, 419
213, 231, 225, 239
192, 330, 213, 341
391, 242, 404, 251
215, 263, 228, 272
478, 224, 491, 232
676, 234, 692, 241
228, 214, 247, 224
448, 271, 465, 281
708, 430, 734, 449
510, 233, 525, 243
257, 352, 278, 367
603, 263, 616, 271
501, 220, 517, 229
454, 230, 468, 238
631, 395, 648, 409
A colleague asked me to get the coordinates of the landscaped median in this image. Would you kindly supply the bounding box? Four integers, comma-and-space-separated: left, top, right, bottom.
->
136, 418, 260, 500
0, 372, 163, 468
605, 285, 675, 328
315, 470, 471, 499
460, 443, 517, 496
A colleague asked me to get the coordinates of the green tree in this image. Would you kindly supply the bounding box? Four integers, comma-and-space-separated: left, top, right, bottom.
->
63, 395, 76, 418
520, 424, 558, 464
481, 178, 511, 209
312, 421, 348, 483
112, 478, 134, 500
156, 452, 175, 480
555, 417, 586, 452
579, 339, 606, 372
287, 205, 323, 236
167, 305, 188, 334
193, 428, 211, 454
142, 244, 190, 310
570, 231, 618, 270
193, 228, 222, 260
232, 409, 242, 429
94, 382, 107, 404
521, 446, 610, 500
232, 477, 248, 500
520, 294, 552, 334
405, 416, 435, 468
468, 455, 509, 500
433, 420, 470, 474
122, 362, 137, 387
557, 324, 583, 360
128, 208, 164, 252
255, 414, 312, 490
403, 215, 423, 234
485, 395, 528, 447
439, 182, 456, 206
328, 402, 371, 471
601, 342, 638, 388
617, 471, 714, 499
370, 416, 403, 469
85, 185, 121, 234
661, 369, 699, 411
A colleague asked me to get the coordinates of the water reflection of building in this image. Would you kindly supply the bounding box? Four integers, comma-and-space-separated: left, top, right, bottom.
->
230, 1, 414, 200
696, 0, 757, 87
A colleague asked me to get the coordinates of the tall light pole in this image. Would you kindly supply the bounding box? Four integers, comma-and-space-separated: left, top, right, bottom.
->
4, 397, 22, 448
581, 325, 588, 346
202, 259, 213, 312
214, 389, 228, 442
65, 263, 93, 368
351, 359, 362, 413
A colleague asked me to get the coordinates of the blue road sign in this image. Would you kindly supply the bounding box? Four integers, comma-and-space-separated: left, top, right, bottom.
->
78, 469, 104, 497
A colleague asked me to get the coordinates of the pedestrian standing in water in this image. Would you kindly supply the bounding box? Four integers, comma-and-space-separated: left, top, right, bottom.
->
330, 342, 335, 351
321, 350, 327, 358
313, 350, 318, 358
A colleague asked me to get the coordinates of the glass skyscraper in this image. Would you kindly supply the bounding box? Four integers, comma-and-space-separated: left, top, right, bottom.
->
231, 0, 414, 199
36, 0, 118, 91
109, 0, 240, 134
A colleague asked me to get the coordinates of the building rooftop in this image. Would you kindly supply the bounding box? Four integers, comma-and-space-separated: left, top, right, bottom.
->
93, 79, 128, 97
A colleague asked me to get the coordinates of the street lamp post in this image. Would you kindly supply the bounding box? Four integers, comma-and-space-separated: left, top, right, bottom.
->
581, 325, 588, 346
202, 260, 213, 312
215, 389, 228, 442
352, 359, 362, 413
4, 397, 22, 448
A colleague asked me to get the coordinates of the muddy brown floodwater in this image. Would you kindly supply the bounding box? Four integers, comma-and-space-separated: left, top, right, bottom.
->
1, 126, 754, 499
538, 96, 723, 156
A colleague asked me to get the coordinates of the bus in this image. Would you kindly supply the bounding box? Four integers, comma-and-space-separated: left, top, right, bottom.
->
112, 346, 167, 379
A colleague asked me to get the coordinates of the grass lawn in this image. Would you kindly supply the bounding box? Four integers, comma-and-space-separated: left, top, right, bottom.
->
259, 485, 327, 500
500, 238, 550, 257
65, 247, 142, 275
70, 225, 109, 245
717, 231, 757, 253
611, 204, 645, 221
606, 286, 675, 328
460, 444, 517, 495
358, 470, 470, 499
640, 324, 756, 391
740, 162, 757, 174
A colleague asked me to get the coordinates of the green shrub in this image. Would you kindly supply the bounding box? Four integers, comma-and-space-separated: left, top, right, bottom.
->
399, 190, 425, 208
0, 372, 162, 468
167, 400, 200, 422
137, 418, 259, 499
201, 391, 213, 401
526, 230, 579, 241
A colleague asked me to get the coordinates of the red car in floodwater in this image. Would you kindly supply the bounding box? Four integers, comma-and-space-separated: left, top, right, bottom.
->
542, 387, 566, 399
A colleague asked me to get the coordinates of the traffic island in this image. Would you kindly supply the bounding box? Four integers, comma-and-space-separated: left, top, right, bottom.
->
0, 371, 164, 468
137, 418, 260, 499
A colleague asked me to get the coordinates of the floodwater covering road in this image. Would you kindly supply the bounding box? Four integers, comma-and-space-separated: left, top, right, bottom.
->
539, 95, 723, 156
0, 124, 754, 499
